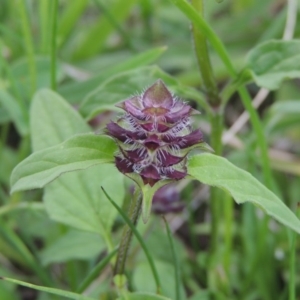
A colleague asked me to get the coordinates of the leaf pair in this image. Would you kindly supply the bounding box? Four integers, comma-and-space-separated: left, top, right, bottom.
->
10, 89, 300, 235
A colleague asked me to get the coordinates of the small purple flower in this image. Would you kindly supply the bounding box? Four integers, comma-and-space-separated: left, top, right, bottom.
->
152, 184, 184, 214
106, 79, 204, 186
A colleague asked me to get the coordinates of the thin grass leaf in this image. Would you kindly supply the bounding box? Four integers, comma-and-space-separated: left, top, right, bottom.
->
76, 247, 118, 293
162, 217, 180, 300
0, 277, 95, 300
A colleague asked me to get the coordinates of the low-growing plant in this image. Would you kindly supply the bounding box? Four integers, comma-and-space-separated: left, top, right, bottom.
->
1, 0, 300, 299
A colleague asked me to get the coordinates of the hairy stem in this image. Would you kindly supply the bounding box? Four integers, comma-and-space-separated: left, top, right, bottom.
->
169, 0, 274, 191
191, 0, 220, 107
191, 0, 223, 257
114, 189, 142, 275
102, 187, 161, 293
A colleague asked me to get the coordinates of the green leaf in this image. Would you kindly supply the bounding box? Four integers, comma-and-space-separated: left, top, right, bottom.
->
11, 56, 64, 99
72, 0, 136, 59
0, 277, 95, 300
247, 40, 300, 90
45, 165, 124, 235
0, 219, 52, 285
40, 230, 105, 266
31, 89, 90, 151
188, 291, 210, 300
10, 134, 116, 193
79, 66, 206, 120
0, 107, 11, 124
57, 0, 89, 47
188, 154, 300, 234
59, 47, 166, 103
0, 89, 28, 136
133, 260, 185, 300
0, 282, 17, 300
117, 293, 171, 300
266, 100, 300, 133
30, 89, 124, 240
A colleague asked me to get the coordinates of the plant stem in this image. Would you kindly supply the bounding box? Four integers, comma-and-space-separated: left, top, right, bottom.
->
237, 87, 273, 190
102, 187, 161, 293
191, 0, 223, 257
223, 193, 233, 275
17, 0, 36, 96
50, 0, 59, 91
191, 0, 220, 107
169, 0, 275, 191
114, 188, 142, 276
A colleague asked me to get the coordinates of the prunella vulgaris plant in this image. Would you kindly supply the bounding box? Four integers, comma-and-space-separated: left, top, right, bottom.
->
106, 79, 208, 221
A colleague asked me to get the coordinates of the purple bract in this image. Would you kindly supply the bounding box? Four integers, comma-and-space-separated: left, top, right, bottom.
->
106, 80, 204, 186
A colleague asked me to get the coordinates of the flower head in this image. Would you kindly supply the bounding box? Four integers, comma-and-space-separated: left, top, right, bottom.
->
106, 79, 204, 186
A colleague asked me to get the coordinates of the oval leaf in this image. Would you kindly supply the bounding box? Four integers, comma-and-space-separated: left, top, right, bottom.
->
31, 89, 90, 151
30, 89, 124, 238
10, 134, 116, 193
247, 40, 300, 90
188, 153, 300, 234
45, 165, 125, 235
40, 230, 105, 266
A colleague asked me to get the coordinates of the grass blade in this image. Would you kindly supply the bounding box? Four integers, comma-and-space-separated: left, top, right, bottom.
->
163, 217, 180, 300
76, 247, 118, 293
16, 0, 36, 95
0, 277, 95, 300
50, 0, 59, 91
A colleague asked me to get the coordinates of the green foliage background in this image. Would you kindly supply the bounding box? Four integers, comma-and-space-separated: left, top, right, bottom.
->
1, 0, 300, 299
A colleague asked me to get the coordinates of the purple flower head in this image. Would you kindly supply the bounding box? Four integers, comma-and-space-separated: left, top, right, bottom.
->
106, 79, 204, 187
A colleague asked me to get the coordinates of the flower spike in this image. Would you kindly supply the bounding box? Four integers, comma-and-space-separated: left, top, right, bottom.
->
105, 80, 208, 221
